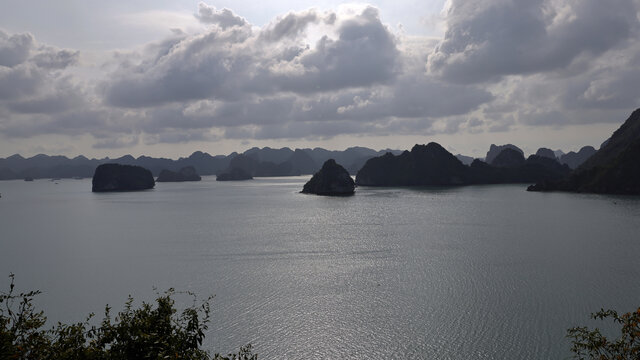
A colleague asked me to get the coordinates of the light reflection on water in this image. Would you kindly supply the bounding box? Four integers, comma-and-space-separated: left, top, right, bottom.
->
1, 176, 640, 359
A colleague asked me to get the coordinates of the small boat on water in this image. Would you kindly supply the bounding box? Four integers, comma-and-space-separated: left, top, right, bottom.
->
24, 177, 34, 181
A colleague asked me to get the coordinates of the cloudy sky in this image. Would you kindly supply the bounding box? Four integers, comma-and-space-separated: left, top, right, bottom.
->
1, 0, 639, 158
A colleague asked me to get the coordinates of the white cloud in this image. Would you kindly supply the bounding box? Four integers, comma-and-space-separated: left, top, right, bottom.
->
1, 1, 639, 155
428, 0, 640, 84
195, 2, 248, 30
0, 30, 34, 67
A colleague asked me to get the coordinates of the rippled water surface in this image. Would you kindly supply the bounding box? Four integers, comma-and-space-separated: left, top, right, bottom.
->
2, 176, 640, 359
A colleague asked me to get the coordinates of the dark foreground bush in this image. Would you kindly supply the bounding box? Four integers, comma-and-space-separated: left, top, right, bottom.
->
0, 274, 256, 359
567, 307, 640, 359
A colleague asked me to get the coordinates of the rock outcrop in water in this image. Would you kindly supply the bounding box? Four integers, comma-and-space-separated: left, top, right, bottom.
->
302, 159, 355, 196
92, 163, 155, 192
356, 143, 472, 186
356, 142, 570, 187
216, 167, 253, 181
529, 108, 640, 195
156, 166, 201, 182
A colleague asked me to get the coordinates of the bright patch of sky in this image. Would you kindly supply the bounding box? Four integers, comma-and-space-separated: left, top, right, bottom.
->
0, 1, 447, 50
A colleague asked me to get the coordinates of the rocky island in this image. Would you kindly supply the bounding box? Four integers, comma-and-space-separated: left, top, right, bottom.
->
156, 166, 201, 182
302, 159, 355, 196
216, 167, 253, 181
528, 108, 640, 195
355, 142, 570, 187
92, 163, 155, 192
356, 143, 471, 186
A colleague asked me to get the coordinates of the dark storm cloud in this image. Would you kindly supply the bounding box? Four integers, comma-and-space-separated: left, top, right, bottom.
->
428, 0, 640, 84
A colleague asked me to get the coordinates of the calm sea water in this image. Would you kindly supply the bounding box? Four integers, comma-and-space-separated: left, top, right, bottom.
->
1, 176, 640, 359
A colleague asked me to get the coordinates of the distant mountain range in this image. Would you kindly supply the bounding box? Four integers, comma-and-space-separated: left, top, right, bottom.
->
0, 146, 403, 181
456, 144, 595, 170
0, 137, 604, 183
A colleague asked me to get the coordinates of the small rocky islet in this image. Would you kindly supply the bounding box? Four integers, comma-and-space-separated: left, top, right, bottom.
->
216, 167, 253, 181
301, 159, 355, 196
92, 163, 155, 192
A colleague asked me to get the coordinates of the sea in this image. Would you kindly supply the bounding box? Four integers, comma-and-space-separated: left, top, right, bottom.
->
1, 176, 640, 359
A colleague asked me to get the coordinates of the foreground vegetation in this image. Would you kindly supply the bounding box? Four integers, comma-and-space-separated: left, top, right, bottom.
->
0, 274, 256, 359
567, 308, 640, 359
3, 273, 640, 359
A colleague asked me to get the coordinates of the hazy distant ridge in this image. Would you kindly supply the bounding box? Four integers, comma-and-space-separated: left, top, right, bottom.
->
0, 147, 403, 181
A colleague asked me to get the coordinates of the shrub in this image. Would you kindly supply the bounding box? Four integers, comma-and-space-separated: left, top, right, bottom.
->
0, 274, 256, 359
567, 307, 640, 359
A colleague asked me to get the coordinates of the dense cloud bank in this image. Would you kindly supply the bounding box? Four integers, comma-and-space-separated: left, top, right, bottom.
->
1, 0, 639, 150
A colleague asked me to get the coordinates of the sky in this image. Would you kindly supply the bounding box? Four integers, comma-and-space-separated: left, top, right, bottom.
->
0, 0, 639, 159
